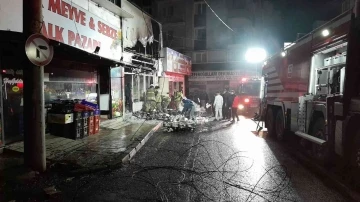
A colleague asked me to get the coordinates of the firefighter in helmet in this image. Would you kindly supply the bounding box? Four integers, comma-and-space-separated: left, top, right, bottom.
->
161, 93, 171, 113
145, 84, 156, 112
174, 88, 183, 111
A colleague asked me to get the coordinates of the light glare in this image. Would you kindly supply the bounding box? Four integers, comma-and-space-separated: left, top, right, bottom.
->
322, 29, 330, 37
245, 48, 267, 63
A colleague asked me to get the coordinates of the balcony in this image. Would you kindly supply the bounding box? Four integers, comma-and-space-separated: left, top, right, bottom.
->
194, 14, 206, 27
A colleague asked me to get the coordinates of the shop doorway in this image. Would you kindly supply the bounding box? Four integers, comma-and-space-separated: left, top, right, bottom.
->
2, 72, 23, 144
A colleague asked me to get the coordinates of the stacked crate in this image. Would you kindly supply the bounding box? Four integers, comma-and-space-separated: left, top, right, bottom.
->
94, 109, 100, 134
88, 111, 95, 135
82, 111, 89, 138
71, 112, 83, 140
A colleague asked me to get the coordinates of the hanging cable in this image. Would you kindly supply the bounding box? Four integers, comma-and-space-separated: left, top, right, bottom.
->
203, 0, 234, 32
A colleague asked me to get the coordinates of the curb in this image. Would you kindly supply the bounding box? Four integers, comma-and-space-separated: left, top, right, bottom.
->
121, 121, 163, 163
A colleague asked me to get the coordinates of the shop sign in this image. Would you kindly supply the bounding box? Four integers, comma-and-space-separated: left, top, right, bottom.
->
163, 48, 191, 75
42, 0, 122, 61
0, 0, 23, 32
12, 86, 20, 92
189, 71, 257, 81
3, 78, 23, 85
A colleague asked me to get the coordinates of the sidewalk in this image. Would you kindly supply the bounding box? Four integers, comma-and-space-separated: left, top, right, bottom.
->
2, 118, 162, 173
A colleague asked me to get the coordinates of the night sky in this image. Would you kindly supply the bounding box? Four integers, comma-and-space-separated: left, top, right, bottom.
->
275, 0, 344, 42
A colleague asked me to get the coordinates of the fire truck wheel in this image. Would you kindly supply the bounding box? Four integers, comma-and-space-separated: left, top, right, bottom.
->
275, 110, 285, 141
311, 117, 330, 166
266, 108, 275, 137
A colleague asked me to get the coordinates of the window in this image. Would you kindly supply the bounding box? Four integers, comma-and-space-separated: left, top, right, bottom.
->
194, 3, 206, 15
194, 28, 206, 39
194, 52, 207, 63
108, 0, 120, 7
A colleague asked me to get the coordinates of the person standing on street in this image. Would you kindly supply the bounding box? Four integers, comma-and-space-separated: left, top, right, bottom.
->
221, 89, 229, 120
227, 90, 236, 120
213, 92, 224, 121
231, 92, 241, 122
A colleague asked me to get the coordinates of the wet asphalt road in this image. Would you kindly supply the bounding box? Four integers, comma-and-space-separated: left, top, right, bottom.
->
68, 116, 350, 202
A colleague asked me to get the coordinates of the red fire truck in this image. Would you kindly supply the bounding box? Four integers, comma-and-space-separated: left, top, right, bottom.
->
260, 1, 360, 179
237, 78, 261, 116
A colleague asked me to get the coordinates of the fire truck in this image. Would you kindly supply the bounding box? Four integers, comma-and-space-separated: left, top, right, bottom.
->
237, 78, 261, 116
260, 1, 360, 179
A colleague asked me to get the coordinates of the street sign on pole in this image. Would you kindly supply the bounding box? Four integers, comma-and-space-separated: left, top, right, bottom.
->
25, 34, 54, 66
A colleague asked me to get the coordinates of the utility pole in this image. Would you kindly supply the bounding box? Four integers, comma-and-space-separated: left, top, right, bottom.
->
23, 0, 46, 171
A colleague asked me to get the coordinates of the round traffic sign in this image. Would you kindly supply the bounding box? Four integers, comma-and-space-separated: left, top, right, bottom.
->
25, 34, 54, 66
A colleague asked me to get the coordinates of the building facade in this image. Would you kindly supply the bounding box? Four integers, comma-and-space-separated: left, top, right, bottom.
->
0, 0, 162, 146
149, 0, 281, 101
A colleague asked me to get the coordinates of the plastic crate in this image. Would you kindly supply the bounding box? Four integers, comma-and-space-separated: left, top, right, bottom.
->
74, 119, 83, 128
82, 111, 89, 118
83, 126, 89, 137
73, 112, 82, 120
82, 117, 88, 127
88, 116, 94, 125
94, 115, 100, 134
88, 125, 94, 135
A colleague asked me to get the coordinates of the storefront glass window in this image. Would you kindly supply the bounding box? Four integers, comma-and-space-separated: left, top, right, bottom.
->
44, 67, 98, 103
2, 75, 23, 144
110, 67, 123, 118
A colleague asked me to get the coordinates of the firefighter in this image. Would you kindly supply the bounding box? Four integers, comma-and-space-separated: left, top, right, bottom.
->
154, 86, 163, 113
144, 84, 156, 112
174, 88, 183, 111
161, 93, 171, 113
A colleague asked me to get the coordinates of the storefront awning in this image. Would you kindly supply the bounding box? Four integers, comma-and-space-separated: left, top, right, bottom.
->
51, 41, 119, 67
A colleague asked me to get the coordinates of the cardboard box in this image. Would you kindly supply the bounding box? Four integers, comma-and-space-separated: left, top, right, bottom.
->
47, 113, 73, 124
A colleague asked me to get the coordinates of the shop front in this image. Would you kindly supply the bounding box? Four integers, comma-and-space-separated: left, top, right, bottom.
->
124, 70, 154, 113
161, 48, 192, 100
0, 0, 128, 146
188, 70, 258, 102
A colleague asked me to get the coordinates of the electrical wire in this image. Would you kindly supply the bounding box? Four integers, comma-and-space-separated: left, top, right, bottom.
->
203, 0, 234, 32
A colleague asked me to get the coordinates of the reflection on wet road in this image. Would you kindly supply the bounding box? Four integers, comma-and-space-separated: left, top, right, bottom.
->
74, 117, 350, 202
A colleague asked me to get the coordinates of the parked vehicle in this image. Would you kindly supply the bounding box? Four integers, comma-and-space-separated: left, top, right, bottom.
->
259, 1, 360, 181
237, 78, 261, 116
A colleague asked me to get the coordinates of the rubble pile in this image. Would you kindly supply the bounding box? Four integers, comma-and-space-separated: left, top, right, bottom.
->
132, 103, 211, 133
163, 115, 209, 132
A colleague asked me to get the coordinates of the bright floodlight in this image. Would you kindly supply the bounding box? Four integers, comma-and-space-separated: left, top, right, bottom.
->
281, 51, 286, 57
322, 29, 330, 37
245, 48, 267, 63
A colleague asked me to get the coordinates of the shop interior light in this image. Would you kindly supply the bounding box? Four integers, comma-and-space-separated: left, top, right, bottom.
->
2, 70, 6, 73
244, 98, 250, 103
245, 47, 267, 63
242, 78, 247, 82
322, 29, 330, 37
281, 51, 286, 57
